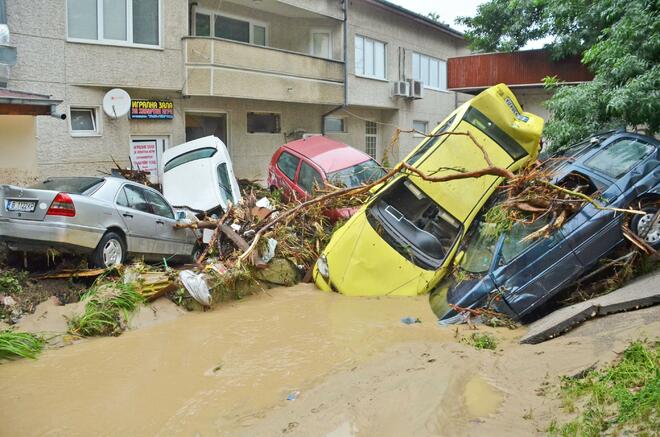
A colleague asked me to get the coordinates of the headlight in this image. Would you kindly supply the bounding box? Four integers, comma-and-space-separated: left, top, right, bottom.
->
316, 255, 329, 279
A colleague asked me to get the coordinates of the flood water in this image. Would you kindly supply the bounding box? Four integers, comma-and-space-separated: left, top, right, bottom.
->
0, 284, 457, 436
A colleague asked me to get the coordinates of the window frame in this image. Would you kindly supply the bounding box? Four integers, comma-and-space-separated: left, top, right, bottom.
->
354, 34, 387, 81
143, 187, 175, 219
69, 106, 101, 137
276, 151, 301, 182
310, 28, 333, 59
192, 7, 268, 46
66, 0, 163, 50
323, 116, 347, 133
365, 120, 378, 158
412, 120, 428, 138
247, 112, 281, 134
412, 51, 447, 92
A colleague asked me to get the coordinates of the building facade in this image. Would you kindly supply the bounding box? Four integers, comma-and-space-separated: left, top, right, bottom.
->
3, 0, 469, 184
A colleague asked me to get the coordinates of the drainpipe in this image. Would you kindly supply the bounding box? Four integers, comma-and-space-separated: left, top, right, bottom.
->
321, 0, 349, 135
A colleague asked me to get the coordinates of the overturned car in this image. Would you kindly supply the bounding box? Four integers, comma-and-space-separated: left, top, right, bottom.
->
431, 130, 659, 323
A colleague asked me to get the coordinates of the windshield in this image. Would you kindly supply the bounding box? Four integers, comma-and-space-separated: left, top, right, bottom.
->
164, 147, 216, 172
327, 159, 386, 188
31, 177, 104, 194
460, 222, 499, 273
367, 178, 462, 270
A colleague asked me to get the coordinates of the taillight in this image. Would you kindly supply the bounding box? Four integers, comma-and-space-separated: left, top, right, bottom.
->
47, 192, 76, 217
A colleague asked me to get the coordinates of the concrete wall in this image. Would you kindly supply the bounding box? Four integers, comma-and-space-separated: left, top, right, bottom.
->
0, 115, 38, 184
515, 88, 552, 122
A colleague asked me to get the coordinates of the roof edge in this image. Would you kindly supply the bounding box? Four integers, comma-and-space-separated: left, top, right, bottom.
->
366, 0, 465, 39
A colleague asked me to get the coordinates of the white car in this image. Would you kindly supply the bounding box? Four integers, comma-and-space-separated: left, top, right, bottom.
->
162, 136, 242, 214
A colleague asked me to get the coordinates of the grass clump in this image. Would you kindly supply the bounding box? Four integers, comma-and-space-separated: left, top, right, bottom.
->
67, 282, 144, 337
0, 269, 29, 294
462, 332, 497, 350
0, 330, 45, 360
549, 340, 659, 436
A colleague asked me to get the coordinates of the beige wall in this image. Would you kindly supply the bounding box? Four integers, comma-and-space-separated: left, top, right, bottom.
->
0, 116, 39, 185
515, 88, 552, 122
4, 0, 471, 185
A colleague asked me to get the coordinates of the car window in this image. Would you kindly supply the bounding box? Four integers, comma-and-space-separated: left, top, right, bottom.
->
463, 107, 527, 160
500, 216, 552, 264
584, 138, 654, 179
216, 163, 234, 202
460, 222, 499, 274
327, 159, 386, 188
368, 178, 462, 269
118, 185, 153, 214
164, 147, 216, 173
31, 177, 104, 194
143, 189, 174, 219
298, 161, 324, 194
277, 151, 300, 181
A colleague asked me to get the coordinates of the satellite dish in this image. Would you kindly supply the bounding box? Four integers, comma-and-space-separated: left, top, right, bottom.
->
102, 88, 131, 119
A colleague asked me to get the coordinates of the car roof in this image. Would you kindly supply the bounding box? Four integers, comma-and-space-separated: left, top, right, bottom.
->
282, 136, 373, 173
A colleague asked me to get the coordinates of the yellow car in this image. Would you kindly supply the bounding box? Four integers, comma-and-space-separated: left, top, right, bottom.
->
313, 84, 544, 296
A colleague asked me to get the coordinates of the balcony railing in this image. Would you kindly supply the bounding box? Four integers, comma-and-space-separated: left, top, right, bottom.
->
183, 37, 344, 105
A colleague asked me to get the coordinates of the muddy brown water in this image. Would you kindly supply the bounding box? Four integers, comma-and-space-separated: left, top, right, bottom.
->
0, 284, 514, 436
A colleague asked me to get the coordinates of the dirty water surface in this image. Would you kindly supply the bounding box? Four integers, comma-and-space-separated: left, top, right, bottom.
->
0, 284, 477, 436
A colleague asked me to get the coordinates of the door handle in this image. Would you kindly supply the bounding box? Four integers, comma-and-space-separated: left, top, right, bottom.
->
122, 213, 133, 218
156, 219, 164, 225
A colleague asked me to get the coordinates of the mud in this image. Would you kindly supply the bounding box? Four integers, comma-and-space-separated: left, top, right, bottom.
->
0, 284, 658, 436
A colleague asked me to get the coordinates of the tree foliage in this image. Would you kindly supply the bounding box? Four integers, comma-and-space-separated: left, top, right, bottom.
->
458, 0, 660, 150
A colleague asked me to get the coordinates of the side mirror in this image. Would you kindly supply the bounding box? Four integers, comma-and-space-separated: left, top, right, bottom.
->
453, 250, 465, 266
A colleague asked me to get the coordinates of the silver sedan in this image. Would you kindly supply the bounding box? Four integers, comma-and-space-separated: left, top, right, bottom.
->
0, 176, 199, 268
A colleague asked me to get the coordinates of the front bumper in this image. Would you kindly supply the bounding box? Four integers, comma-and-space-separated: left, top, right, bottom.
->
0, 217, 103, 254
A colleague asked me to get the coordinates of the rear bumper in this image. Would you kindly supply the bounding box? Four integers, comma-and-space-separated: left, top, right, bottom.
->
0, 217, 103, 254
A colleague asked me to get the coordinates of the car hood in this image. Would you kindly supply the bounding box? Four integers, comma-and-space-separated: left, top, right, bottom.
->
430, 274, 498, 323
321, 211, 438, 296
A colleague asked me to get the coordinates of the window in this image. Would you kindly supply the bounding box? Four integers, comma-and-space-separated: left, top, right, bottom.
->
247, 112, 280, 134
365, 121, 377, 158
463, 107, 527, 160
298, 161, 324, 194
585, 138, 654, 179
193, 10, 267, 46
143, 189, 174, 219
164, 148, 216, 173
276, 152, 300, 181
324, 116, 346, 133
118, 185, 152, 214
328, 160, 386, 188
367, 178, 462, 269
69, 107, 99, 135
67, 0, 161, 47
355, 35, 386, 79
311, 31, 331, 58
413, 120, 428, 137
216, 163, 233, 202
412, 52, 447, 90
406, 114, 455, 165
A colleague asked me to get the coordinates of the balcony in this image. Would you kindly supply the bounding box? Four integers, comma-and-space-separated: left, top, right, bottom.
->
183, 37, 344, 105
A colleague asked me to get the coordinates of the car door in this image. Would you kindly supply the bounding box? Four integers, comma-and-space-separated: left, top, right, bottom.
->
143, 189, 195, 257
491, 218, 582, 318
274, 151, 302, 202
295, 160, 324, 200
115, 184, 159, 254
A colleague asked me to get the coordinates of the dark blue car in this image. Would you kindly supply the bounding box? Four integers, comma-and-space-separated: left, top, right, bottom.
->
431, 131, 659, 323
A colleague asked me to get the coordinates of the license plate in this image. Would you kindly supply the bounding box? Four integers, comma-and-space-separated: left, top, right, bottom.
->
6, 200, 37, 212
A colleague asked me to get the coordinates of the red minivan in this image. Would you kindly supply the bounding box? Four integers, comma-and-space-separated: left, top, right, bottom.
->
267, 136, 386, 218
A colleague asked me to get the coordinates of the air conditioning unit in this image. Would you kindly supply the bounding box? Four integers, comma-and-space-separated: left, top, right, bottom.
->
393, 81, 410, 98
408, 80, 424, 99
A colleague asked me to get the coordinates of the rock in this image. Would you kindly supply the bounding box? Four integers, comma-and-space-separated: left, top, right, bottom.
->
253, 258, 301, 286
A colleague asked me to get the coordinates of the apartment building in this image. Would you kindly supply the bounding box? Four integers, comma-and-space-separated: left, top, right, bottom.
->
3, 0, 469, 184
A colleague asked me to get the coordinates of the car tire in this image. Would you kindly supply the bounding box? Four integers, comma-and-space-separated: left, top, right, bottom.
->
630, 205, 659, 249
90, 232, 127, 268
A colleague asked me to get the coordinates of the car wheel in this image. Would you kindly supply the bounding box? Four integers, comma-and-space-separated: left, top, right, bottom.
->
90, 232, 127, 268
631, 205, 659, 249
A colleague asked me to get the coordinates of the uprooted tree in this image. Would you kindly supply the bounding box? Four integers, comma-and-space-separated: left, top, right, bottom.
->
455, 0, 660, 151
